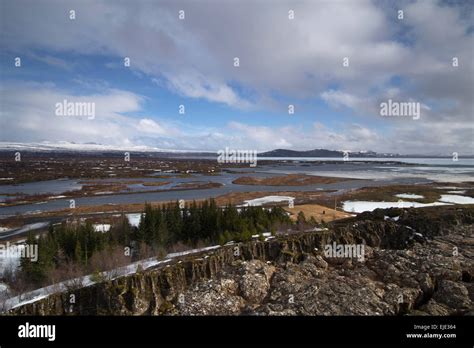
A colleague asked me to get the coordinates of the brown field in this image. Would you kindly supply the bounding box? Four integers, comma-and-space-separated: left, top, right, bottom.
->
174, 182, 222, 189
284, 204, 353, 223
141, 181, 171, 186
232, 174, 352, 186
0, 153, 222, 184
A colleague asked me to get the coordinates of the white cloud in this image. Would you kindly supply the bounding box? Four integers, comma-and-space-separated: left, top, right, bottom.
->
136, 119, 167, 135
321, 90, 370, 111
225, 121, 381, 152
1, 80, 471, 155
0, 81, 144, 145
0, 0, 472, 154
166, 71, 251, 109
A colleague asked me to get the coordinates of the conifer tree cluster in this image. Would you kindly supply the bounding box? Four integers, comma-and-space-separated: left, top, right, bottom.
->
136, 199, 291, 247
20, 217, 132, 285
18, 199, 292, 287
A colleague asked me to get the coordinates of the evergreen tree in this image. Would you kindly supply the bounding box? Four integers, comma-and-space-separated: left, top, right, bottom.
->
157, 218, 169, 248
74, 239, 82, 263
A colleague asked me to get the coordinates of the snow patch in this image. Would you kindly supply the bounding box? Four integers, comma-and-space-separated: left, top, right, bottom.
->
251, 232, 272, 239
439, 195, 474, 204
384, 215, 400, 221
342, 201, 450, 213
241, 195, 294, 207
166, 245, 220, 259
395, 193, 424, 199
93, 224, 111, 233
126, 213, 142, 227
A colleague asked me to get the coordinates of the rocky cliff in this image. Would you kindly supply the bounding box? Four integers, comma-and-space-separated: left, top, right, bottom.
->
8, 205, 474, 315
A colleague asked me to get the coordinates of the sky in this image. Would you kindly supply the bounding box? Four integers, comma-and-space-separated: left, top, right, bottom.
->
0, 0, 473, 155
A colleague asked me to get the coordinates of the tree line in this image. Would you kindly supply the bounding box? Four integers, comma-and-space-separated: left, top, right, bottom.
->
17, 199, 293, 288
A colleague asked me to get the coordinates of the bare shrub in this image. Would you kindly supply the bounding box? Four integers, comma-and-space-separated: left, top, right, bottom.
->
88, 245, 131, 280
167, 241, 192, 253
48, 261, 85, 291
136, 242, 155, 260
194, 239, 208, 250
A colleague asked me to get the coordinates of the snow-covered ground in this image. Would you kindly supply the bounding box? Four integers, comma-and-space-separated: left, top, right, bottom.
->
241, 195, 294, 207
343, 193, 474, 213
435, 186, 468, 190
342, 201, 450, 213
93, 224, 111, 233
395, 193, 424, 199
384, 215, 400, 221
251, 232, 272, 239
165, 245, 220, 259
0, 222, 49, 239
439, 194, 474, 204
0, 243, 26, 275
126, 213, 142, 227
11, 222, 49, 234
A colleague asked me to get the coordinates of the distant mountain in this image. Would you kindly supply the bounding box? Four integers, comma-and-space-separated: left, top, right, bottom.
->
259, 148, 381, 158
259, 148, 474, 158
0, 143, 472, 158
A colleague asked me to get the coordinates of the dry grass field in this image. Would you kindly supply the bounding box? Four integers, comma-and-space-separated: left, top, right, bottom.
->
284, 204, 353, 223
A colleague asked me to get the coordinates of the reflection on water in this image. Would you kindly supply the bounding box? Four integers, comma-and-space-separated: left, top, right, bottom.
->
0, 159, 473, 217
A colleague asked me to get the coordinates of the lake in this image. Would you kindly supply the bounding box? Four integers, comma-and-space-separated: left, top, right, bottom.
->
0, 158, 473, 217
